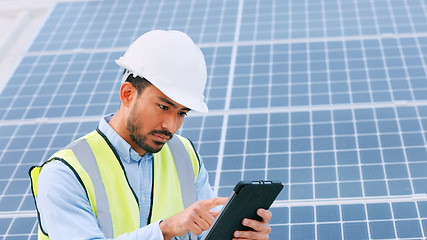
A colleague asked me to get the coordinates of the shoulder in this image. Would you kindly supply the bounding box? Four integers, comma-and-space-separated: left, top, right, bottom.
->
37, 159, 86, 196
39, 160, 74, 180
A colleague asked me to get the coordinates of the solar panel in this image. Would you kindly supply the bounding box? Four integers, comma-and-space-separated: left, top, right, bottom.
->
1, 0, 427, 239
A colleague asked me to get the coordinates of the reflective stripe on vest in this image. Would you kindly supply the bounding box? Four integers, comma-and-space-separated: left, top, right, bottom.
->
30, 129, 200, 239
67, 138, 114, 238
167, 136, 196, 209
167, 136, 197, 240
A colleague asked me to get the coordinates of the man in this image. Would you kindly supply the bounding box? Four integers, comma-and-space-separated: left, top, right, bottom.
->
30, 30, 272, 240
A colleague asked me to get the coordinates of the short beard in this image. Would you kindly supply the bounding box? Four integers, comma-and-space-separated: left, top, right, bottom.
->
126, 114, 173, 154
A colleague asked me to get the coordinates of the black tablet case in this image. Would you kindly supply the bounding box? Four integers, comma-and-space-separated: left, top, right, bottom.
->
202, 181, 283, 240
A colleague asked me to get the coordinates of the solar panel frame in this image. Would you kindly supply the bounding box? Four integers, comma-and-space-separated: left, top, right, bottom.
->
1, 0, 427, 239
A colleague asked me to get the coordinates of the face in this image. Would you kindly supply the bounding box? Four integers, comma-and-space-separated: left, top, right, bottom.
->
126, 85, 190, 154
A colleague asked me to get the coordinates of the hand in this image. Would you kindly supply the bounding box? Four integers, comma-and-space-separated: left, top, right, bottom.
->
159, 197, 228, 240
233, 209, 272, 240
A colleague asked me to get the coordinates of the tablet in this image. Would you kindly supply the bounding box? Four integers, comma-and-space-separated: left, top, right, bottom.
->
202, 180, 283, 240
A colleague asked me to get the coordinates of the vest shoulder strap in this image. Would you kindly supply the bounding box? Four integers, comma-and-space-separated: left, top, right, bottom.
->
66, 138, 114, 238
168, 136, 197, 208
167, 136, 197, 240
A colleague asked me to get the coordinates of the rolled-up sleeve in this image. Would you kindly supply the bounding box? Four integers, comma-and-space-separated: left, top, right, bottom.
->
194, 157, 218, 240
195, 158, 216, 202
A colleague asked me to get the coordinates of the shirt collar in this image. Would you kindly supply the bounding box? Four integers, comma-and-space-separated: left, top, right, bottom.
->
98, 113, 153, 163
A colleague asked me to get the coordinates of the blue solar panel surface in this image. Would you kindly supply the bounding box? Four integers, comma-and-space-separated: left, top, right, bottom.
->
1, 0, 427, 239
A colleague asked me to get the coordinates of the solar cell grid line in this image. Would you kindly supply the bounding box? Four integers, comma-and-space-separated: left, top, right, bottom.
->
98, 2, 137, 49
35, 0, 239, 51
7, 55, 51, 120
307, 111, 316, 206
77, 1, 109, 49
0, 124, 30, 206
144, 0, 167, 40
265, 46, 275, 183
45, 2, 88, 52
79, 52, 114, 118
357, 54, 393, 197
400, 0, 427, 34
379, 190, 399, 238
0, 124, 43, 210
393, 38, 427, 155
42, 54, 87, 119
129, 1, 159, 42
56, 1, 91, 51
397, 38, 427, 100
356, 6, 378, 106
176, 0, 196, 35
212, 0, 243, 195
4, 216, 38, 240
252, 0, 262, 42
203, 46, 233, 110
191, 0, 211, 43
320, 19, 334, 107
371, 2, 414, 104
275, 0, 290, 40
27, 3, 62, 52
270, 0, 277, 41
317, 1, 329, 39
239, 114, 251, 181
23, 0, 427, 52
75, 1, 108, 50
350, 109, 379, 200
199, 44, 225, 169
415, 200, 427, 238
11, 55, 63, 120
1, 64, 29, 121
33, 1, 93, 51
121, 0, 149, 46
416, 0, 427, 31
205, 0, 238, 44
394, 106, 422, 196
372, 38, 395, 104
21, 54, 75, 121
96, 52, 125, 116
337, 3, 357, 107
165, 0, 186, 33
323, 1, 340, 37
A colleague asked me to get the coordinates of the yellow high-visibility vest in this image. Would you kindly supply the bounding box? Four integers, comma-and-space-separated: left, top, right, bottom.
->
30, 129, 200, 239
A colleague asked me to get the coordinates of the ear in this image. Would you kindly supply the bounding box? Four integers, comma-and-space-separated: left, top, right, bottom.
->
120, 82, 137, 108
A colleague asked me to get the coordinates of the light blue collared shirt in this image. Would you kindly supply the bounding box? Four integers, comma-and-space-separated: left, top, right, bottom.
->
36, 114, 215, 240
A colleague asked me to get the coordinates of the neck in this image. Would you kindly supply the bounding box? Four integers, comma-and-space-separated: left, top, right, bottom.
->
108, 111, 148, 156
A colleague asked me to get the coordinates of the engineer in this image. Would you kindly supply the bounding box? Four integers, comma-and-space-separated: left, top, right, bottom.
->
29, 30, 272, 240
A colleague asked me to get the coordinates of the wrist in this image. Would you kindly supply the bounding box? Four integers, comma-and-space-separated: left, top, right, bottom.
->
159, 219, 173, 240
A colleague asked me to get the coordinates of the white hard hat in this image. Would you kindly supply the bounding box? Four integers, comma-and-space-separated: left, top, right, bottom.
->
116, 30, 208, 113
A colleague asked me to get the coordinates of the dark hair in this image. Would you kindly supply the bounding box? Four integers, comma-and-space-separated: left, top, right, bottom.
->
123, 70, 152, 94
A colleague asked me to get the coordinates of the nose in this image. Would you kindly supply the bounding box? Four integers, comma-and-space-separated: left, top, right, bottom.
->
161, 112, 178, 133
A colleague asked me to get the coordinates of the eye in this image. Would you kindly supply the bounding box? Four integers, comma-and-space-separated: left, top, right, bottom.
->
159, 104, 169, 110
179, 111, 188, 117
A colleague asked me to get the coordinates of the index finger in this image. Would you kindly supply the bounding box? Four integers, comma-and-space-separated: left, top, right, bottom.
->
257, 209, 272, 223
201, 197, 228, 210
